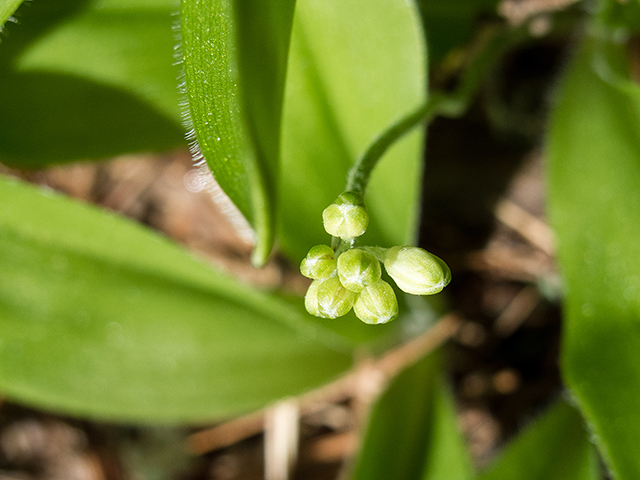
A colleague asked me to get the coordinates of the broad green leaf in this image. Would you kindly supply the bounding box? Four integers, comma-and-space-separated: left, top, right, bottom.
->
478, 400, 599, 480
0, 174, 352, 423
0, 0, 22, 29
278, 0, 428, 262
549, 37, 640, 479
0, 0, 184, 167
349, 353, 473, 480
181, 0, 296, 265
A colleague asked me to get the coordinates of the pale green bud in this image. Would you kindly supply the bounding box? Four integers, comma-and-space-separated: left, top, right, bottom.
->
304, 279, 322, 317
301, 245, 337, 280
305, 277, 357, 319
354, 280, 398, 325
384, 246, 451, 295
337, 248, 381, 293
322, 191, 369, 239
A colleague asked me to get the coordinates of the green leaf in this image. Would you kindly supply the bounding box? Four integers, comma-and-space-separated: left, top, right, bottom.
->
180, 0, 296, 266
0, 174, 352, 423
478, 400, 599, 480
0, 0, 184, 167
278, 0, 428, 262
349, 353, 473, 480
548, 37, 640, 479
0, 0, 22, 29
419, 380, 474, 480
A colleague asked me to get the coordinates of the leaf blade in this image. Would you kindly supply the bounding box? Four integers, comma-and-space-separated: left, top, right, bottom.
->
180, 0, 296, 265
0, 175, 352, 423
349, 353, 473, 480
278, 0, 428, 262
0, 0, 185, 166
0, 0, 22, 29
478, 400, 599, 480
548, 37, 640, 479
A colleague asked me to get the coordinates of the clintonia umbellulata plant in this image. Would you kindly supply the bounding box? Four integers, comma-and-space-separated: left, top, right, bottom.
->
0, 0, 434, 423
3, 0, 640, 478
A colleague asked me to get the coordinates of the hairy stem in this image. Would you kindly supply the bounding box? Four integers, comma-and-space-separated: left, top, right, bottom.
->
333, 23, 534, 252
345, 24, 530, 198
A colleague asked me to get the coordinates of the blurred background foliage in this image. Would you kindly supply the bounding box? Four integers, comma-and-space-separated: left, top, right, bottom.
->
2, 0, 640, 479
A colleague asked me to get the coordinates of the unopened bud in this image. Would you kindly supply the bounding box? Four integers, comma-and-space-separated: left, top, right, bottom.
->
354, 280, 398, 325
301, 245, 337, 280
337, 248, 381, 293
322, 191, 369, 239
304, 279, 322, 317
384, 246, 451, 295
305, 277, 357, 319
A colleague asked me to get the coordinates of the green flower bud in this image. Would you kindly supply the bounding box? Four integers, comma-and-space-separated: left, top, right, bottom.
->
305, 277, 357, 319
337, 248, 381, 293
301, 245, 337, 280
384, 246, 451, 295
304, 279, 322, 317
354, 280, 398, 325
322, 191, 369, 239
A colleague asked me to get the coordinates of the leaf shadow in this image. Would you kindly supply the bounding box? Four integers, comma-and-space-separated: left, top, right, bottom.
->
0, 71, 184, 167
0, 0, 184, 167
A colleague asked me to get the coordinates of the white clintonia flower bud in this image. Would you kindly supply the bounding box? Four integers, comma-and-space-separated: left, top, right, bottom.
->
337, 248, 381, 293
354, 280, 398, 325
305, 277, 357, 319
322, 191, 369, 239
301, 245, 337, 280
384, 246, 451, 295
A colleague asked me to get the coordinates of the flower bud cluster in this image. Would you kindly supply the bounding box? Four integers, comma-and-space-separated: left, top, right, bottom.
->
301, 191, 450, 325
301, 245, 397, 324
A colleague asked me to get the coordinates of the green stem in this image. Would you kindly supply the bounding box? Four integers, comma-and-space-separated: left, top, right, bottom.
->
345, 101, 436, 196
345, 24, 530, 198
334, 237, 355, 255
334, 23, 536, 252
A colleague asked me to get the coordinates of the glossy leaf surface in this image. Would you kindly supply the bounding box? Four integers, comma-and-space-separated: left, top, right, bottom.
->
549, 38, 640, 479
0, 175, 352, 423
0, 0, 184, 167
278, 0, 428, 262
478, 400, 599, 480
181, 0, 296, 265
349, 353, 472, 480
